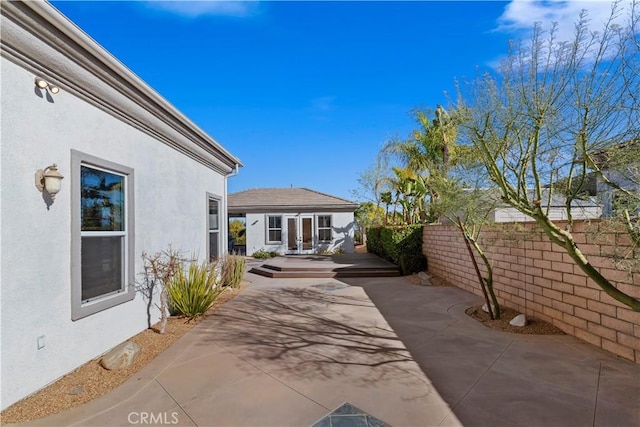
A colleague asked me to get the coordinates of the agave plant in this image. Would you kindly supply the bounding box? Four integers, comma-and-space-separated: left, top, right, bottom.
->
168, 260, 223, 320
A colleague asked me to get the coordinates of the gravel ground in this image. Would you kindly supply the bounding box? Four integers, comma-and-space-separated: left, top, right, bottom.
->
0, 284, 247, 424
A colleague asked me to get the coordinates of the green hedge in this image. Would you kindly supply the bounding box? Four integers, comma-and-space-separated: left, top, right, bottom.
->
366, 225, 427, 275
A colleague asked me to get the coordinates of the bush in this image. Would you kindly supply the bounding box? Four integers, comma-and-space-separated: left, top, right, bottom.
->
221, 254, 246, 288
252, 249, 279, 259
168, 260, 223, 319
366, 225, 427, 275
316, 246, 345, 255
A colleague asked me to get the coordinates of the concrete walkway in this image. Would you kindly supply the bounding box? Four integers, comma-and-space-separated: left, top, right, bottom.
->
21, 273, 640, 427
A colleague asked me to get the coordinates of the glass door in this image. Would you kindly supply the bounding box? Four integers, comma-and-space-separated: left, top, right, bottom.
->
287, 217, 298, 253
285, 215, 315, 254
301, 216, 313, 253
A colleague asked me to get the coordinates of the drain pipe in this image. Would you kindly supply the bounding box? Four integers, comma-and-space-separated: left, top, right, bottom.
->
226, 163, 240, 179
224, 164, 240, 257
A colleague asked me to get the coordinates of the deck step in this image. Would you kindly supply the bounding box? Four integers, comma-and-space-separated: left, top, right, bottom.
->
249, 265, 401, 279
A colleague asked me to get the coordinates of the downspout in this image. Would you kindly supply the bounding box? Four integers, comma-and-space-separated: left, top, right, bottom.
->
226, 163, 240, 179
224, 164, 240, 257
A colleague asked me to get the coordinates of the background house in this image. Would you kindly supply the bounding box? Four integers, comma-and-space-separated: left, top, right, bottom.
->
591, 139, 640, 217
1, 1, 240, 409
228, 188, 358, 255
492, 190, 602, 222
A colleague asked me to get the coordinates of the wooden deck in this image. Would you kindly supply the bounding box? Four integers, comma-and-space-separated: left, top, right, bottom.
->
248, 253, 401, 278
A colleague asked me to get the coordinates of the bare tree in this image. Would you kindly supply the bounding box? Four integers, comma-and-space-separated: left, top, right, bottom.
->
456, 2, 640, 310
138, 248, 184, 333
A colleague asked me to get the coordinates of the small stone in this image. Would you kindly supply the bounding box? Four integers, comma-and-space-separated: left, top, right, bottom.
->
510, 314, 527, 327
417, 272, 432, 286
100, 341, 140, 370
68, 386, 84, 395
482, 303, 497, 314
418, 272, 431, 281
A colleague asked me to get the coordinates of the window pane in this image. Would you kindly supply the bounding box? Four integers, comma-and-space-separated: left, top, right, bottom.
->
319, 216, 331, 228
302, 218, 313, 249
269, 216, 281, 229
81, 236, 123, 301
81, 166, 125, 232
269, 230, 282, 242
209, 198, 219, 231
319, 229, 332, 241
209, 231, 219, 260
287, 218, 297, 250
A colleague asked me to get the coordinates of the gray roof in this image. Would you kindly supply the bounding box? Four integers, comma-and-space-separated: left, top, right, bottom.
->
228, 188, 359, 213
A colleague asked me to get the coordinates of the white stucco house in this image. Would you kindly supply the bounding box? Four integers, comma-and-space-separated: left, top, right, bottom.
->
492, 193, 602, 222
1, 1, 241, 410
592, 139, 640, 217
228, 188, 358, 255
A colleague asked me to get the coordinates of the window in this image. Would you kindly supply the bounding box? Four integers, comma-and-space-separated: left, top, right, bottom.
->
267, 215, 282, 243
71, 151, 134, 320
612, 191, 639, 217
318, 215, 332, 242
208, 195, 221, 261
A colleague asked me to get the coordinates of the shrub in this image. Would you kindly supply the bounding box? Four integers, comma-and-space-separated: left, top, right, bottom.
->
221, 254, 246, 288
316, 247, 345, 255
168, 260, 223, 319
252, 249, 279, 259
366, 225, 427, 275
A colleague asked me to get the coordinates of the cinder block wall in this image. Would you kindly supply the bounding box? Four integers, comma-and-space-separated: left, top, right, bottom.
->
423, 220, 640, 363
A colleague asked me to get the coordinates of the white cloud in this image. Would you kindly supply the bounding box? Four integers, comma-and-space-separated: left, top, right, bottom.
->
310, 96, 336, 113
144, 1, 259, 18
497, 0, 630, 42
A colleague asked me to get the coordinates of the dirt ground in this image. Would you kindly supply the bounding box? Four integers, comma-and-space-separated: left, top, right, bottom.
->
408, 273, 564, 335
0, 284, 247, 424
466, 305, 565, 335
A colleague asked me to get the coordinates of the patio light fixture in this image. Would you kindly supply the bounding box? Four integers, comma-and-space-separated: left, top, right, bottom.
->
35, 164, 64, 200
35, 77, 60, 94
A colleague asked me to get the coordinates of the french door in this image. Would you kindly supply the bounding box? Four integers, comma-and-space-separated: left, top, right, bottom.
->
286, 215, 314, 254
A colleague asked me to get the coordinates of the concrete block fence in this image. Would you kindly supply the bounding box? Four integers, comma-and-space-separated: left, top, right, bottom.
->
423, 220, 640, 363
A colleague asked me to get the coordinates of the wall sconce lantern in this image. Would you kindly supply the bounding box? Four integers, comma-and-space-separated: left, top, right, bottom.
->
35, 164, 64, 200
34, 77, 59, 94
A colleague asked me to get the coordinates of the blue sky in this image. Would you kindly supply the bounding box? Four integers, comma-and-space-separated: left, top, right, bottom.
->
50, 1, 617, 201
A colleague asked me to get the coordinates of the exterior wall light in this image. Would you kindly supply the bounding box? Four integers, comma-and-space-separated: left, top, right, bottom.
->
34, 77, 60, 94
35, 164, 64, 200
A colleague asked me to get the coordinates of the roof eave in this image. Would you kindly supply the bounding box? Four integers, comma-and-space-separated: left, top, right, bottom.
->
228, 204, 359, 214
1, 0, 243, 173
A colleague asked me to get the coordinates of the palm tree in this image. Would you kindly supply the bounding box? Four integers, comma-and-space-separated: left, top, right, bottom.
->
380, 191, 392, 225
382, 107, 465, 222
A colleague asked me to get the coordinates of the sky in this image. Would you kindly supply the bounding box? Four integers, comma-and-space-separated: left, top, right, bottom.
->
50, 0, 622, 201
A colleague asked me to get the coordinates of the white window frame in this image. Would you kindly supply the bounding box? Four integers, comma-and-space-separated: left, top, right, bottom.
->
317, 214, 333, 242
266, 215, 283, 244
71, 150, 135, 321
207, 193, 222, 261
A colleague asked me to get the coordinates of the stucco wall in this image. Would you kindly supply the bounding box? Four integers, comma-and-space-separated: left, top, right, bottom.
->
423, 221, 640, 363
493, 206, 602, 222
1, 58, 228, 408
245, 212, 355, 255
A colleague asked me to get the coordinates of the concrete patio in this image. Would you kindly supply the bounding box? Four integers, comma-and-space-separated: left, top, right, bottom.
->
17, 267, 640, 426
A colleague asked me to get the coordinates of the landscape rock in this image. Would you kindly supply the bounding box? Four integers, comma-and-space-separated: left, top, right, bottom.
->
418, 272, 432, 286
510, 314, 527, 327
481, 303, 497, 314
100, 341, 140, 370
68, 387, 84, 395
